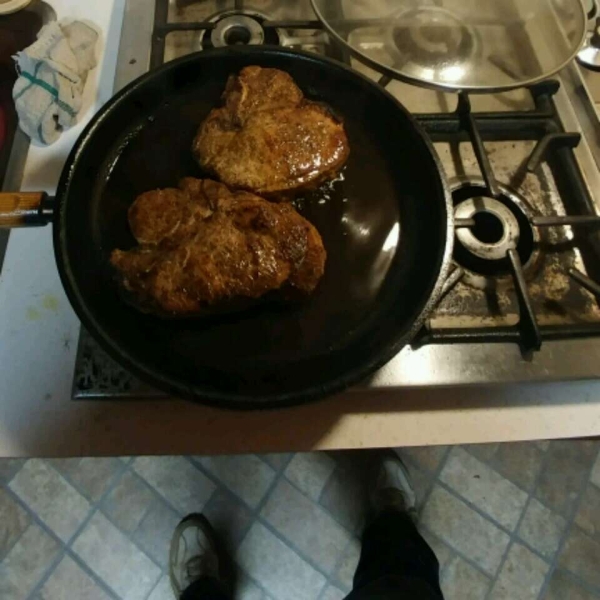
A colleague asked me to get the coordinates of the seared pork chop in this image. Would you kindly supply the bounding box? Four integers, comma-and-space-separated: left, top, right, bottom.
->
193, 66, 349, 196
110, 178, 326, 316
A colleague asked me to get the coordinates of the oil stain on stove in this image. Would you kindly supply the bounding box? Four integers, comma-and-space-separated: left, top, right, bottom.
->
431, 140, 600, 329
73, 329, 163, 399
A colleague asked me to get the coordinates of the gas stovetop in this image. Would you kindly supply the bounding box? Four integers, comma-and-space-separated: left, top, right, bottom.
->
73, 0, 600, 399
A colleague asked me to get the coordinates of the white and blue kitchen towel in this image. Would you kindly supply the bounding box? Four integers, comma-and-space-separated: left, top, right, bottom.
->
12, 20, 98, 145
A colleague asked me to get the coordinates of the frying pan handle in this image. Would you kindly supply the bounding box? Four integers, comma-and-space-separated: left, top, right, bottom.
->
0, 192, 53, 227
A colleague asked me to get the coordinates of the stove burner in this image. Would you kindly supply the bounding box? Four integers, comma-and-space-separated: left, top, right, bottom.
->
201, 11, 280, 49
211, 15, 264, 47
390, 6, 478, 82
452, 181, 540, 290
455, 197, 520, 261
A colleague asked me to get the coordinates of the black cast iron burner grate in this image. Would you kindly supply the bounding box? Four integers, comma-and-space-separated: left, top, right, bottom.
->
412, 80, 600, 352
149, 1, 600, 354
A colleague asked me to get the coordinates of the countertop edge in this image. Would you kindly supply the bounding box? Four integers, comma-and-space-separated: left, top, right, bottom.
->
3, 380, 600, 457
1, 1, 600, 459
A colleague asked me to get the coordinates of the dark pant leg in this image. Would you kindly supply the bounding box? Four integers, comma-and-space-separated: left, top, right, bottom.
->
344, 509, 444, 600
180, 578, 230, 600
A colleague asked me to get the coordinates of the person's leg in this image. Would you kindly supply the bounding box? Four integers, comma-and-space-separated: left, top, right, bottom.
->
169, 514, 231, 600
179, 578, 229, 600
345, 453, 444, 599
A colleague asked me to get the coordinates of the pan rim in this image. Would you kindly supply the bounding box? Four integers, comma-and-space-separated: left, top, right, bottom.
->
53, 46, 454, 409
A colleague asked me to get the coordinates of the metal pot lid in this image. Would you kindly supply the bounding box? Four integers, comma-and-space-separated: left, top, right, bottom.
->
310, 0, 588, 92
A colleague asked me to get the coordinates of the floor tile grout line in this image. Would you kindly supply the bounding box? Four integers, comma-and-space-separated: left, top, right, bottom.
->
481, 441, 556, 600
2, 484, 69, 544
65, 458, 143, 548
463, 443, 501, 467
0, 459, 26, 487
318, 498, 363, 540
418, 522, 495, 588
234, 452, 350, 599
96, 466, 191, 573
23, 548, 73, 600
185, 455, 269, 514
4, 444, 582, 600
189, 454, 282, 513
400, 447, 463, 582
535, 446, 600, 600
46, 457, 126, 506
253, 459, 364, 585
406, 447, 500, 591
249, 460, 292, 520
131, 491, 184, 571
255, 452, 294, 475
226, 460, 294, 600
402, 445, 492, 580
3, 487, 80, 599
140, 454, 296, 600
1, 486, 107, 600
280, 465, 358, 540
510, 535, 561, 570
315, 452, 340, 507
11, 504, 120, 600
463, 442, 548, 497
434, 479, 549, 560
411, 445, 452, 516
440, 442, 532, 510
143, 573, 165, 600
549, 562, 600, 597
183, 457, 225, 497
6, 459, 100, 544
101, 467, 161, 534
190, 450, 361, 547
314, 578, 334, 600
15, 458, 161, 600
318, 450, 451, 592
29, 459, 135, 599
61, 460, 167, 600
0, 448, 545, 595
535, 444, 600, 600
0, 484, 35, 562
194, 448, 391, 579
188, 451, 353, 538
425, 529, 496, 584
129, 459, 193, 517
23, 509, 112, 600
435, 478, 555, 582
139, 567, 165, 600
233, 564, 273, 600
423, 467, 536, 583
253, 456, 363, 595
328, 532, 359, 592
256, 515, 333, 583
481, 539, 513, 600
64, 547, 123, 600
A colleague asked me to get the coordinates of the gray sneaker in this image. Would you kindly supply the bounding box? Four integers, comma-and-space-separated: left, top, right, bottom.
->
371, 452, 417, 519
169, 514, 226, 598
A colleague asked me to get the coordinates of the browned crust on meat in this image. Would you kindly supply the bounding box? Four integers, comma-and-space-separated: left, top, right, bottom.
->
110, 178, 326, 316
192, 66, 349, 197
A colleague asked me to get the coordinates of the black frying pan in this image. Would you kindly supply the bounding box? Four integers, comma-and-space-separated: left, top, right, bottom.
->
0, 47, 453, 408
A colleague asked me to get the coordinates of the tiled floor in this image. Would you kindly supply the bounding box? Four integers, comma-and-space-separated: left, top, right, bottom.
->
1, 440, 599, 600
